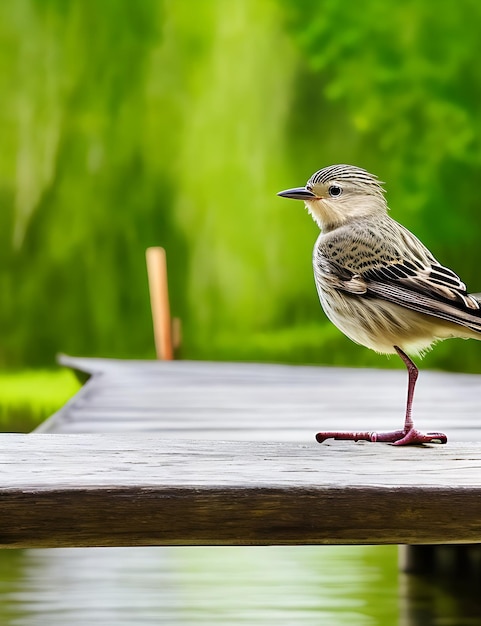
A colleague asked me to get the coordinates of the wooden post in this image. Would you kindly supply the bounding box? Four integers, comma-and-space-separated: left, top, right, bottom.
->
146, 247, 173, 360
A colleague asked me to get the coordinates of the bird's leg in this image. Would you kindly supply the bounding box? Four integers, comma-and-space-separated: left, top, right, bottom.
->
395, 345, 417, 432
315, 347, 447, 445
389, 346, 447, 445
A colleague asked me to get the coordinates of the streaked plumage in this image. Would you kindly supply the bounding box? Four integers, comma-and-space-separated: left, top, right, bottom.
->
278, 164, 481, 445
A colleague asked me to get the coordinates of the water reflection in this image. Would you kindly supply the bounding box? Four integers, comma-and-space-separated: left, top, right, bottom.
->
400, 568, 481, 626
0, 546, 479, 625
0, 546, 397, 625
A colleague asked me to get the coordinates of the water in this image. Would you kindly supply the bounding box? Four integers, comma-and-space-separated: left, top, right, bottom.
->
0, 546, 395, 625
0, 546, 479, 625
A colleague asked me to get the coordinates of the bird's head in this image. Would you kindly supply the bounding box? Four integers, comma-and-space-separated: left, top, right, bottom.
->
278, 164, 387, 231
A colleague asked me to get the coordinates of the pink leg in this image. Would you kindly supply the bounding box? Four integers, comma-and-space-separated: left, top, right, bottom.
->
315, 346, 447, 446
390, 347, 447, 445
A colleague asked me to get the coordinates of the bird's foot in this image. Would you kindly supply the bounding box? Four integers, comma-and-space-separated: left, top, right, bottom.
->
315, 428, 447, 445
390, 428, 447, 446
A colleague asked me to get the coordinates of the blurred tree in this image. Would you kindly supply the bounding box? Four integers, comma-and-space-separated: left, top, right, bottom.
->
1, 0, 481, 372
281, 0, 481, 370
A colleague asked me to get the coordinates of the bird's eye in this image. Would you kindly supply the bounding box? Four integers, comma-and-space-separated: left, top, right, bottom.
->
328, 185, 342, 198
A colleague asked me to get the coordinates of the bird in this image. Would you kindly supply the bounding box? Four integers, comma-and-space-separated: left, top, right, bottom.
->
278, 164, 481, 445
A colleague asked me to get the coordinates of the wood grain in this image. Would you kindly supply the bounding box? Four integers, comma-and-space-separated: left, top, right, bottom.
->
2, 435, 481, 548
23, 356, 481, 550
40, 356, 481, 442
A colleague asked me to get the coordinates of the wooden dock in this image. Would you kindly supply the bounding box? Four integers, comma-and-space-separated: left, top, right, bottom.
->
1, 355, 481, 550
40, 355, 481, 441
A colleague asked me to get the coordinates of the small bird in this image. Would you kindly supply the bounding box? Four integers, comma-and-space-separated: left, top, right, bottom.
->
278, 164, 481, 445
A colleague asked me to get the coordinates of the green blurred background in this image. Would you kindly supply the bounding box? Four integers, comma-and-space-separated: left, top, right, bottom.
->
2, 0, 481, 428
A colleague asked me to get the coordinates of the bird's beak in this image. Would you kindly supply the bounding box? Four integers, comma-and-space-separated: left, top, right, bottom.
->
277, 187, 317, 200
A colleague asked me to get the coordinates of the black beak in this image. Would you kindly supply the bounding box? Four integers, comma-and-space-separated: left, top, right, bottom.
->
277, 187, 316, 200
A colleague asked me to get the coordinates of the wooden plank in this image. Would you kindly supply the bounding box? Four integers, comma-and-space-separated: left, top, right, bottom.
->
39, 355, 481, 442
2, 435, 481, 548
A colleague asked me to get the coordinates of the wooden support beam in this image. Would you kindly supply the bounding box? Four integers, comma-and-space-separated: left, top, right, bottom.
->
145, 247, 173, 360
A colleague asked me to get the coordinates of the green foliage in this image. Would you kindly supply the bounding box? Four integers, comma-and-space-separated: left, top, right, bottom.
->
2, 0, 481, 373
0, 368, 80, 431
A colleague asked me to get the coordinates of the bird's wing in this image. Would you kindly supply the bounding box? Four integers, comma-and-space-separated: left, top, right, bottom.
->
363, 258, 480, 310
315, 220, 481, 332
366, 281, 481, 334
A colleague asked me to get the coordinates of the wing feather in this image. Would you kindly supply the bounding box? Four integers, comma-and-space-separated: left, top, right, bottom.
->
366, 280, 481, 334
315, 216, 481, 332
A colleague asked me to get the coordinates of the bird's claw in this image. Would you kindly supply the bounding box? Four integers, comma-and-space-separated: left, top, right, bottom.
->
391, 429, 447, 445
315, 431, 379, 443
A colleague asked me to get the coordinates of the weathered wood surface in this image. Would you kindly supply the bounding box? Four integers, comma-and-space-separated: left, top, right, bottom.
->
3, 434, 481, 548
39, 355, 481, 442
3, 355, 475, 549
